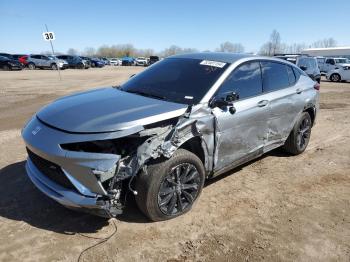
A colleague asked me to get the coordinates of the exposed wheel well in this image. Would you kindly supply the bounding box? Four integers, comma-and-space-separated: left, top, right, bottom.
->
179, 137, 205, 166
304, 107, 316, 126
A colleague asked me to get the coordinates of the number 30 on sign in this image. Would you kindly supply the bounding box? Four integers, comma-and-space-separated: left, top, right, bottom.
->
42, 31, 55, 41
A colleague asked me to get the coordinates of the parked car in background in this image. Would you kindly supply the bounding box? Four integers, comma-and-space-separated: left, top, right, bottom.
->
26, 54, 68, 70
0, 53, 14, 60
56, 55, 88, 69
326, 62, 350, 82
324, 57, 350, 73
135, 57, 148, 66
100, 57, 110, 65
12, 54, 28, 65
122, 57, 135, 66
80, 57, 104, 68
109, 58, 122, 66
0, 55, 23, 70
22, 53, 319, 221
149, 55, 159, 65
275, 54, 321, 83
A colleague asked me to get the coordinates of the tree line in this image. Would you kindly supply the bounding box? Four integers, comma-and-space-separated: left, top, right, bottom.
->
51, 30, 337, 58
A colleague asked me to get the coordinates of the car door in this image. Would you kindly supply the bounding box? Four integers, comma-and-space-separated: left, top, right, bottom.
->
260, 61, 305, 150
341, 66, 350, 80
41, 55, 50, 67
212, 61, 269, 172
325, 58, 335, 73
31, 55, 41, 66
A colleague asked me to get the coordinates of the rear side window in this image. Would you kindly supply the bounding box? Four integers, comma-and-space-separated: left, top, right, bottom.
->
292, 67, 302, 81
286, 66, 296, 85
217, 61, 262, 100
261, 61, 290, 92
298, 58, 317, 69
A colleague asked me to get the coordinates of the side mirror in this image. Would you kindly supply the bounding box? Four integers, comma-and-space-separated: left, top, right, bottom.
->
300, 66, 307, 71
225, 92, 239, 102
210, 91, 239, 114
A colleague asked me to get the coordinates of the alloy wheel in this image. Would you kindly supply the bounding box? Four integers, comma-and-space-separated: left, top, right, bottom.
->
158, 163, 201, 216
297, 117, 311, 150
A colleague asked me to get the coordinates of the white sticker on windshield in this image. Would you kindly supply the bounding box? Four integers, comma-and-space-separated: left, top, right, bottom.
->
200, 60, 226, 68
184, 96, 193, 100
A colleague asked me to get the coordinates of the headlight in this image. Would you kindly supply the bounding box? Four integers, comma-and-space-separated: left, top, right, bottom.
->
342, 66, 350, 70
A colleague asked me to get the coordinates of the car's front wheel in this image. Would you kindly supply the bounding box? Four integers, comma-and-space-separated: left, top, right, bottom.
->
330, 73, 341, 82
283, 112, 312, 155
135, 149, 205, 221
28, 63, 35, 70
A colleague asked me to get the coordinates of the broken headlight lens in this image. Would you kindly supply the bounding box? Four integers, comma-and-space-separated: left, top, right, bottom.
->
60, 136, 149, 157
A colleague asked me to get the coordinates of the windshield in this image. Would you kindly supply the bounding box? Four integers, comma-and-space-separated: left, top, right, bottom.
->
0, 56, 9, 61
335, 58, 348, 64
120, 58, 229, 104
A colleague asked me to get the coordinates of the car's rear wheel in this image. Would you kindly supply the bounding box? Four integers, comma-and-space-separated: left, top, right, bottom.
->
51, 63, 58, 70
283, 112, 312, 155
2, 64, 10, 70
28, 63, 35, 70
330, 73, 341, 82
135, 149, 205, 221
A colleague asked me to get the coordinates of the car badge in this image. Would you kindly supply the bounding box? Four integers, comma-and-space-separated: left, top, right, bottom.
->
32, 126, 42, 135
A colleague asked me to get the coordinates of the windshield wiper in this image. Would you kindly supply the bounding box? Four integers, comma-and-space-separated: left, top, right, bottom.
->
124, 90, 166, 100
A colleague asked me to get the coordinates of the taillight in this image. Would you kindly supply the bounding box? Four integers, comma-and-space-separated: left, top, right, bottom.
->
314, 82, 320, 91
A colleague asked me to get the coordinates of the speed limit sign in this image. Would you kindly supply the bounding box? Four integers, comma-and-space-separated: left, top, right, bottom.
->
42, 31, 55, 41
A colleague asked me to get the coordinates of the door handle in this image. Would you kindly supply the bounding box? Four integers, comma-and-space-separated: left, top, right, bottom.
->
257, 100, 269, 107
296, 88, 302, 94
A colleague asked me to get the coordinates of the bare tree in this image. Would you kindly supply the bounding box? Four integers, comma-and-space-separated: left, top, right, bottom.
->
270, 30, 281, 55
259, 30, 282, 56
83, 47, 96, 57
158, 45, 196, 57
312, 38, 337, 48
285, 43, 307, 54
67, 48, 78, 55
217, 41, 244, 53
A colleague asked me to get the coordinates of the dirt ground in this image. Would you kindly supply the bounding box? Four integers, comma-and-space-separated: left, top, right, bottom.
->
0, 67, 349, 262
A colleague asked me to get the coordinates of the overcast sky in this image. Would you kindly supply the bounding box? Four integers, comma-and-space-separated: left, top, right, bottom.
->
1, 0, 350, 54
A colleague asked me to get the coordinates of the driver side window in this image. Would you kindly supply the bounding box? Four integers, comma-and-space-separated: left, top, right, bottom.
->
217, 61, 263, 100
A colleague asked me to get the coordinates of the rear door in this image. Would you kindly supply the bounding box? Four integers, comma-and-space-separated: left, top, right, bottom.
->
41, 55, 50, 67
261, 61, 307, 149
212, 61, 269, 172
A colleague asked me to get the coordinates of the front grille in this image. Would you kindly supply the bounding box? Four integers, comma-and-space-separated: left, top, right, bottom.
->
26, 148, 76, 191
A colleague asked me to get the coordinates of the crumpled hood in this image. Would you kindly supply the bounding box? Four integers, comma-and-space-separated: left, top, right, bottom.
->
37, 87, 188, 133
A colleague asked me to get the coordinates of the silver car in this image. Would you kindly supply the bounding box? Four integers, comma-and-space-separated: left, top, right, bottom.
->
27, 54, 68, 70
22, 53, 319, 221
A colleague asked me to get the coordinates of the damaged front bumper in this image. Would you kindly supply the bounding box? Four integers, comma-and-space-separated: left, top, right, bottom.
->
26, 157, 114, 217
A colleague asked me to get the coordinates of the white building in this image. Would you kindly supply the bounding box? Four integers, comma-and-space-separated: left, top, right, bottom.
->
301, 46, 350, 58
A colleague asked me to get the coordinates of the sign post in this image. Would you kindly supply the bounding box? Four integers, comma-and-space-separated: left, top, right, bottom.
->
43, 24, 61, 80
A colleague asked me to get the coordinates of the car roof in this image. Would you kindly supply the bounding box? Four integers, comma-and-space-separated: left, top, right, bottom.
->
169, 52, 252, 63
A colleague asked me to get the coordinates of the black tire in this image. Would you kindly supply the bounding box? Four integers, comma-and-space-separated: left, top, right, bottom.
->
283, 112, 312, 155
78, 63, 84, 69
330, 73, 341, 82
51, 63, 58, 70
28, 63, 35, 70
135, 149, 205, 221
2, 64, 10, 70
